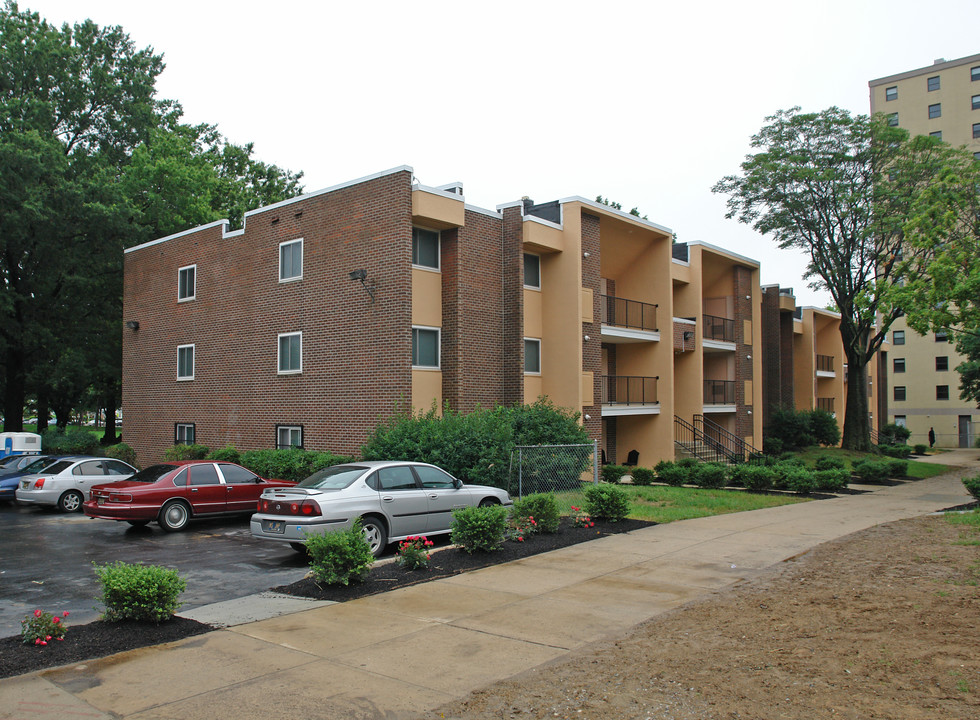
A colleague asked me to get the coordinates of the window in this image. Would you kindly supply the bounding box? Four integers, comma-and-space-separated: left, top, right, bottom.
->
893, 386, 906, 401
973, 66, 980, 82
177, 344, 194, 380
887, 113, 899, 127
974, 123, 980, 139
893, 358, 906, 373
894, 415, 907, 428
935, 330, 948, 342
377, 466, 419, 491
276, 425, 303, 449
928, 103, 941, 119
892, 330, 905, 345
412, 227, 440, 269
523, 253, 541, 289
937, 385, 950, 400
885, 86, 897, 101
411, 326, 440, 368
524, 338, 541, 374
927, 75, 940, 91
279, 238, 303, 282
976, 152, 980, 161
936, 356, 949, 371
414, 465, 456, 488
178, 265, 196, 302
277, 332, 302, 374
973, 95, 980, 110
189, 464, 220, 486
930, 131, 943, 140
219, 464, 259, 484
175, 423, 195, 445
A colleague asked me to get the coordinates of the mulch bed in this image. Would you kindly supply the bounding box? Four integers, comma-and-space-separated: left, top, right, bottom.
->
0, 517, 652, 680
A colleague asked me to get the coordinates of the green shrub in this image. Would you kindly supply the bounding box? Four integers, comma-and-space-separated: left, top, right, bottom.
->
653, 460, 674, 475
783, 466, 816, 494
879, 444, 912, 459
239, 448, 354, 482
808, 410, 841, 447
814, 468, 850, 493
657, 464, 690, 487
104, 442, 137, 467
913, 444, 929, 455
42, 427, 99, 455
163, 444, 209, 461
207, 445, 242, 464
584, 484, 631, 522
852, 459, 890, 483
693, 462, 728, 489
511, 493, 560, 534
304, 520, 374, 585
93, 561, 186, 622
878, 423, 912, 446
451, 505, 509, 553
601, 464, 629, 484
677, 457, 699, 469
630, 467, 656, 486
733, 464, 776, 491
765, 408, 840, 450
962, 476, 980, 501
814, 456, 846, 471
886, 458, 909, 478
762, 437, 785, 455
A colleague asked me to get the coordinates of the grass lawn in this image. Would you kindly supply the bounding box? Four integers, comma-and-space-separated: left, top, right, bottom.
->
794, 446, 950, 479
548, 484, 809, 524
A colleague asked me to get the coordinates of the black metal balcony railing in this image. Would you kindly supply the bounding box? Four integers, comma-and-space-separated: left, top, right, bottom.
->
703, 379, 736, 405
601, 294, 658, 332
816, 354, 835, 373
817, 397, 835, 413
702, 314, 735, 343
602, 375, 659, 405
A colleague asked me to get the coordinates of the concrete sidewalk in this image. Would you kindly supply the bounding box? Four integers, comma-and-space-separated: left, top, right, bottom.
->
3, 452, 977, 720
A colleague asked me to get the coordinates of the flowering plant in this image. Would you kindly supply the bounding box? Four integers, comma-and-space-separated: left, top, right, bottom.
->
570, 506, 595, 528
508, 514, 537, 542
396, 535, 434, 570
21, 609, 69, 646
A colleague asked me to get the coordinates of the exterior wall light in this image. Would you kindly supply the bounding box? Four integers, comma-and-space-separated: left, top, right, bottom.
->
125, 321, 139, 331
349, 269, 374, 301
584, 335, 590, 341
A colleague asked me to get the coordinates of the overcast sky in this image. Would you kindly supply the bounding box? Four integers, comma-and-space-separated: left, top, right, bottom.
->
24, 0, 980, 307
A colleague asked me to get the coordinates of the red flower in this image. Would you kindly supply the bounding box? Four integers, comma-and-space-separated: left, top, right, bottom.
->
39, 641, 47, 646
34, 638, 42, 645
517, 536, 524, 542
33, 609, 42, 618
52, 617, 60, 624
45, 635, 51, 641
63, 611, 70, 617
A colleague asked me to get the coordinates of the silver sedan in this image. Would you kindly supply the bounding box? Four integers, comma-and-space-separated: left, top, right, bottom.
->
16, 457, 137, 512
250, 460, 512, 556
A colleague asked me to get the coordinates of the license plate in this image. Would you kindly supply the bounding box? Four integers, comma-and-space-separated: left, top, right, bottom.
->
97, 498, 105, 505
262, 519, 286, 534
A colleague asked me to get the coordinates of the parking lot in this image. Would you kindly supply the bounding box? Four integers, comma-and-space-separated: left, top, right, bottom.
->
0, 501, 312, 637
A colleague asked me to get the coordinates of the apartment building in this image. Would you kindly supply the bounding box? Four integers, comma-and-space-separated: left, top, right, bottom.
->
869, 53, 980, 447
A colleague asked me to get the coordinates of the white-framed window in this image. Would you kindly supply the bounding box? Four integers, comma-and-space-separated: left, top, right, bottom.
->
177, 344, 195, 380
412, 326, 440, 368
892, 330, 905, 345
412, 227, 440, 270
523, 253, 541, 289
175, 423, 196, 445
894, 415, 906, 428
279, 238, 303, 282
276, 425, 303, 449
927, 75, 940, 92
887, 112, 899, 127
178, 265, 196, 302
524, 338, 541, 374
278, 332, 302, 374
885, 86, 897, 101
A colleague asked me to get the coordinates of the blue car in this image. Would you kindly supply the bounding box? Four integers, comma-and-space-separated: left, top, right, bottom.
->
0, 455, 60, 502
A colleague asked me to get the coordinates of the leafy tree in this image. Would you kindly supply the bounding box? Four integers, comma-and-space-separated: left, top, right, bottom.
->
713, 107, 933, 450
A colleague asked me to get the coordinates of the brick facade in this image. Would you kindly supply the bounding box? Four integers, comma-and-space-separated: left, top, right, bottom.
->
580, 211, 601, 442
733, 266, 754, 439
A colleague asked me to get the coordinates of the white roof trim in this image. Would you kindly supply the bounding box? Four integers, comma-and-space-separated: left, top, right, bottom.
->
496, 200, 524, 211
684, 239, 760, 268
557, 196, 673, 236
125, 220, 228, 254
414, 183, 465, 202
523, 214, 563, 231
673, 317, 697, 326
465, 204, 503, 219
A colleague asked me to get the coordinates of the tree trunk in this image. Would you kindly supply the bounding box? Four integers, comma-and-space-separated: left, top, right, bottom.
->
3, 347, 26, 432
36, 396, 49, 434
101, 387, 118, 445
841, 350, 874, 451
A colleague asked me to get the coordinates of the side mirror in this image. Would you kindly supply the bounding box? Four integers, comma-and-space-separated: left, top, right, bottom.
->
455, 478, 462, 489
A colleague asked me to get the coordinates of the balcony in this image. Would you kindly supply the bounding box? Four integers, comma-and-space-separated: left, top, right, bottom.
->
816, 354, 835, 377
817, 397, 835, 414
702, 314, 736, 351
600, 295, 660, 343
703, 379, 736, 412
601, 375, 660, 416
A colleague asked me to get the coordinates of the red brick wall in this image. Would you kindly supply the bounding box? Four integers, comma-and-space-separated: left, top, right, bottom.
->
733, 266, 754, 439
501, 206, 525, 406
122, 170, 414, 466
581, 212, 601, 441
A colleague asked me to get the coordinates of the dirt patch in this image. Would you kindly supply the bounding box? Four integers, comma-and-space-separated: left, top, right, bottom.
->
419, 513, 980, 720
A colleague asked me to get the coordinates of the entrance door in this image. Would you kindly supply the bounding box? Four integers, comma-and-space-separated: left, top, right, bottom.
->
959, 416, 973, 448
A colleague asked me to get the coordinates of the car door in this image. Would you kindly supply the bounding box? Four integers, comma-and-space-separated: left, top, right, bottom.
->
184, 463, 226, 514
376, 465, 429, 538
72, 460, 115, 495
413, 465, 470, 532
216, 463, 263, 512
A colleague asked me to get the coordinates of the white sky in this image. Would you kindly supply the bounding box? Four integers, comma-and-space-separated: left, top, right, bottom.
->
23, 0, 980, 307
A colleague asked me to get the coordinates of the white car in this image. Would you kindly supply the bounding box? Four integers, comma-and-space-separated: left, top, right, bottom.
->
16, 457, 137, 512
250, 460, 513, 556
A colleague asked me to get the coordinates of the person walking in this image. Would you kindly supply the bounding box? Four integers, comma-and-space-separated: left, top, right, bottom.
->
928, 427, 936, 448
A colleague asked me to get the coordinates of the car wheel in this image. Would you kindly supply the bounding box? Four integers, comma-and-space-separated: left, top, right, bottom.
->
359, 516, 388, 558
289, 542, 308, 553
126, 520, 150, 527
158, 501, 191, 532
58, 490, 84, 513
478, 498, 500, 507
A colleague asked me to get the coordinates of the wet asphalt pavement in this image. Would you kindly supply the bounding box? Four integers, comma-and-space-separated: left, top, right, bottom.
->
0, 501, 312, 637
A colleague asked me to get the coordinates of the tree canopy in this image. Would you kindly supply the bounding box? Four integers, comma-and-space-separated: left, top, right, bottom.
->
0, 1, 303, 435
712, 106, 941, 450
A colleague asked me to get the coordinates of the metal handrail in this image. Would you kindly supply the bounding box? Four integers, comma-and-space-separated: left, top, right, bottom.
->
816, 355, 835, 373
703, 379, 736, 404
601, 375, 659, 405
816, 397, 835, 413
702, 314, 735, 342
600, 294, 658, 332
674, 415, 737, 464
694, 414, 764, 464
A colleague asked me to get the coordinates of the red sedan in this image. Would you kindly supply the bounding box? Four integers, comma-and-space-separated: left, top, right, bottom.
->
84, 461, 295, 531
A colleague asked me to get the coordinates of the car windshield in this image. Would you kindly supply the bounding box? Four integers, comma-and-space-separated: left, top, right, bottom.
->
297, 465, 368, 490
128, 464, 178, 483
22, 457, 56, 473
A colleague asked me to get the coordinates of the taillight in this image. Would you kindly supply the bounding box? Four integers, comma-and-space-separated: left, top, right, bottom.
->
110, 493, 132, 502
259, 497, 320, 516
34, 478, 45, 489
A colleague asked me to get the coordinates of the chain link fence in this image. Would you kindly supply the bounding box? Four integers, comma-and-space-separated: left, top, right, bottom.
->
507, 441, 599, 498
